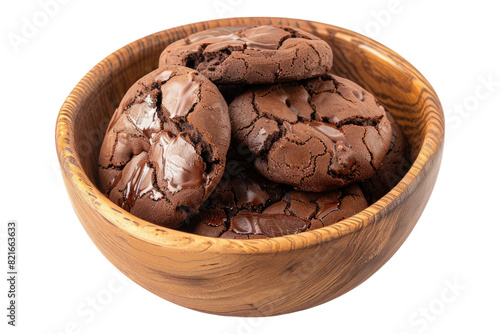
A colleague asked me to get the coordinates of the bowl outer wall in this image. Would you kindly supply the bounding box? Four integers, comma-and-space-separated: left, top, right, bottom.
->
55, 17, 444, 316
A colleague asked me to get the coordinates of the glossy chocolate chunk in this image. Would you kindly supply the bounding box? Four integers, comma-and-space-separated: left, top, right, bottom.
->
98, 66, 231, 228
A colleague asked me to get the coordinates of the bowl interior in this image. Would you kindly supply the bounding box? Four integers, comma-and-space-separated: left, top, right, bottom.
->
68, 17, 439, 235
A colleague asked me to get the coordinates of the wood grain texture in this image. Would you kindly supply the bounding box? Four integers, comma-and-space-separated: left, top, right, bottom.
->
55, 17, 445, 316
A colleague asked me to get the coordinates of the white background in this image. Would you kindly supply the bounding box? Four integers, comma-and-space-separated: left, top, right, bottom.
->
1, 0, 499, 333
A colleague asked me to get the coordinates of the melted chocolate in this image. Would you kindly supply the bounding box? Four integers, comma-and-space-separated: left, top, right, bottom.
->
152, 132, 206, 192
231, 172, 269, 207
305, 121, 346, 142
190, 209, 228, 238
162, 76, 200, 118
251, 128, 269, 153
118, 158, 154, 211
285, 85, 313, 119
316, 198, 340, 220
187, 27, 236, 43
155, 70, 173, 83
127, 97, 161, 140
230, 213, 309, 237
240, 26, 280, 50
187, 26, 278, 50
109, 171, 122, 194
203, 209, 227, 227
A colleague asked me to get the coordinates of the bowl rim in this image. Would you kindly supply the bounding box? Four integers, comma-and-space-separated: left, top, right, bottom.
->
55, 16, 444, 255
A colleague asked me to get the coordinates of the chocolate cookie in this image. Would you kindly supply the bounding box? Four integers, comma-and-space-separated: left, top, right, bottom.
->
188, 156, 368, 239
98, 66, 231, 228
360, 112, 410, 203
229, 74, 393, 192
158, 25, 333, 84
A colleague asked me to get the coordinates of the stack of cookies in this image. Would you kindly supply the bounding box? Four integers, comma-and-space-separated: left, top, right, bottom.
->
98, 25, 409, 238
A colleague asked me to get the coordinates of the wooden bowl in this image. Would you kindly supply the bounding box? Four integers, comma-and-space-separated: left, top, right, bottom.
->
55, 17, 444, 316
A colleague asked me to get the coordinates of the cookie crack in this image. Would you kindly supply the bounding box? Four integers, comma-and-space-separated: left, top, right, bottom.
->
334, 191, 347, 221
268, 57, 282, 81
297, 151, 319, 186
284, 198, 294, 216
296, 139, 330, 186
152, 164, 175, 204
308, 43, 322, 64
276, 33, 294, 49
361, 128, 376, 172
148, 164, 173, 205
229, 55, 253, 80
108, 131, 120, 164
98, 163, 126, 170
290, 48, 299, 68
336, 115, 383, 128
303, 56, 312, 72
154, 88, 166, 122
234, 92, 260, 137
374, 118, 387, 138
184, 43, 211, 68
279, 26, 314, 41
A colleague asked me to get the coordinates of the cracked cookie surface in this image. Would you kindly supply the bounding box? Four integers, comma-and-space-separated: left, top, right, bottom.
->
158, 25, 333, 85
360, 112, 410, 203
98, 66, 231, 228
229, 73, 393, 192
187, 155, 368, 238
